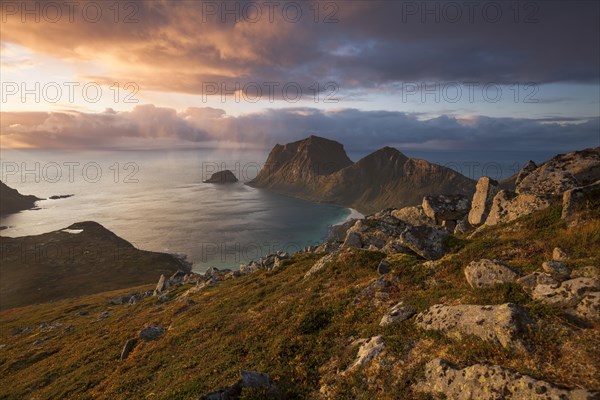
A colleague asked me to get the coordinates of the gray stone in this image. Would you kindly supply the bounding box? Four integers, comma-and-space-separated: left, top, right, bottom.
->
515, 160, 538, 186
377, 259, 391, 275
572, 292, 600, 323
552, 247, 569, 262
453, 216, 471, 235
399, 225, 449, 260
517, 272, 558, 292
542, 260, 571, 281
416, 358, 597, 400
343, 231, 362, 248
344, 336, 384, 374
422, 194, 471, 224
415, 303, 532, 350
304, 253, 336, 279
120, 338, 138, 360
464, 259, 519, 289
153, 274, 169, 296
138, 324, 166, 341
391, 206, 434, 226
468, 177, 500, 226
379, 302, 417, 326
561, 180, 600, 223
531, 277, 600, 307
485, 190, 552, 226
240, 370, 270, 388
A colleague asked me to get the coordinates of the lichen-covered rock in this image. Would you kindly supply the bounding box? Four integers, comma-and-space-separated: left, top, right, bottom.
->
343, 336, 384, 374
517, 272, 559, 292
391, 206, 434, 226
552, 247, 569, 262
468, 177, 500, 226
415, 303, 531, 350
379, 302, 416, 326
517, 147, 600, 196
399, 225, 449, 260
571, 292, 600, 323
415, 358, 597, 400
304, 253, 336, 279
464, 259, 519, 289
485, 190, 552, 226
454, 216, 471, 235
561, 180, 600, 223
542, 260, 571, 281
153, 274, 169, 296
531, 277, 600, 307
515, 160, 538, 186
422, 194, 471, 224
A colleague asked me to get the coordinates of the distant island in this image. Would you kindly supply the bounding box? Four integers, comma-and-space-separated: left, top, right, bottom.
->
204, 169, 239, 184
248, 135, 476, 214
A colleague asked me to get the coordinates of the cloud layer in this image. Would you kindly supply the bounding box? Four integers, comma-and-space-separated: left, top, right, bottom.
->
2, 106, 598, 152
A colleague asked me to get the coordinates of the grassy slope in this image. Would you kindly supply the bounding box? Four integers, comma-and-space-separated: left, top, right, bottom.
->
0, 205, 599, 399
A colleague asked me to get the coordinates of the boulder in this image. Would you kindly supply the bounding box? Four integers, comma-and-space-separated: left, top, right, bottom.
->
542, 260, 571, 281
120, 338, 138, 360
391, 206, 434, 226
517, 272, 558, 292
453, 216, 471, 235
138, 324, 166, 341
531, 277, 599, 307
399, 225, 449, 260
552, 247, 569, 262
464, 259, 519, 289
514, 160, 538, 186
571, 292, 600, 323
200, 370, 273, 400
377, 259, 391, 275
561, 180, 600, 223
468, 177, 500, 226
379, 302, 416, 326
416, 358, 597, 400
153, 274, 169, 296
343, 231, 362, 248
203, 170, 238, 184
422, 194, 471, 224
344, 336, 384, 373
485, 190, 552, 226
415, 303, 532, 350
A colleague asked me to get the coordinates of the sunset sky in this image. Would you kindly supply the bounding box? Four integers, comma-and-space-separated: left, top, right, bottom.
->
1, 0, 599, 151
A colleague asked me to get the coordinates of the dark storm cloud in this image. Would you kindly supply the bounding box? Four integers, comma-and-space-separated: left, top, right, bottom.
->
2, 0, 598, 92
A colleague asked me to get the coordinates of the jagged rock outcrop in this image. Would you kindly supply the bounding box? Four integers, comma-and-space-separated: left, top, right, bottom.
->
415, 303, 532, 350
464, 259, 519, 289
391, 206, 434, 226
422, 194, 470, 226
516, 147, 600, 195
468, 177, 500, 226
542, 260, 571, 281
203, 170, 238, 184
562, 180, 600, 224
416, 359, 597, 400
484, 190, 552, 226
399, 225, 449, 260
515, 160, 538, 186
248, 136, 475, 214
0, 181, 41, 216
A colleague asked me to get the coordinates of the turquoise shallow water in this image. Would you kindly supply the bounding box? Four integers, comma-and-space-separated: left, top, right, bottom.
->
0, 149, 350, 272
